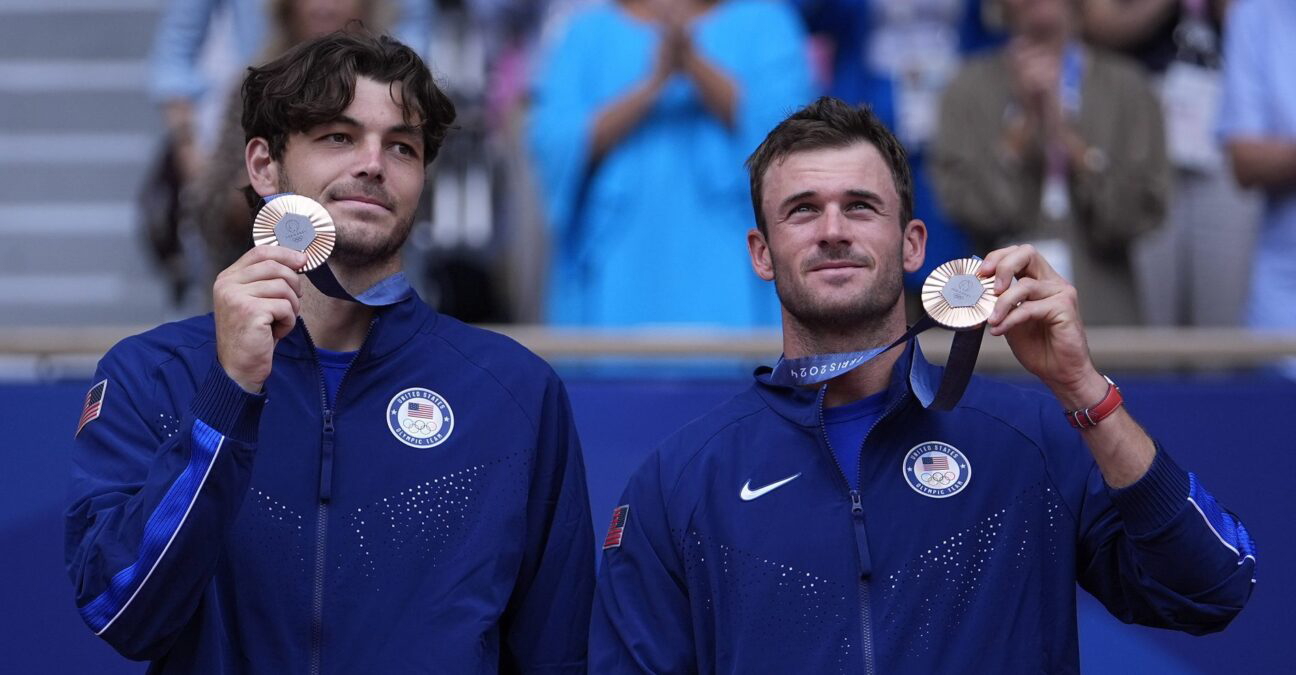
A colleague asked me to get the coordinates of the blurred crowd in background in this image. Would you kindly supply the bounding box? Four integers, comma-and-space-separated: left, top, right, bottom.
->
139, 0, 1295, 334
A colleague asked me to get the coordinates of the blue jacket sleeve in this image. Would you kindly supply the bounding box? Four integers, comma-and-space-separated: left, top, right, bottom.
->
590, 451, 697, 674
499, 375, 595, 674
64, 348, 264, 660
1051, 417, 1257, 633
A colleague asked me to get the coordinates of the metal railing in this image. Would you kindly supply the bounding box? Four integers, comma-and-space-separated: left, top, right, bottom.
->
2, 325, 1295, 379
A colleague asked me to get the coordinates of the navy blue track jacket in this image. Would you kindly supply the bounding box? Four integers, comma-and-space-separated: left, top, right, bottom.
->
591, 343, 1256, 673
65, 293, 594, 673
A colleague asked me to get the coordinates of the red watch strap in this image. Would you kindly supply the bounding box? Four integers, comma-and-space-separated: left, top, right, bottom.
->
1065, 376, 1123, 429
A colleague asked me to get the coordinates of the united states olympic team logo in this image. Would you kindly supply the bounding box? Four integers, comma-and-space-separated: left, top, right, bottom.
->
902, 441, 970, 498
386, 387, 454, 448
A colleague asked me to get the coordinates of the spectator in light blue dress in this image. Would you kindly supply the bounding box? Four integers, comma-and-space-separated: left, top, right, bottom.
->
528, 0, 813, 326
1219, 0, 1296, 357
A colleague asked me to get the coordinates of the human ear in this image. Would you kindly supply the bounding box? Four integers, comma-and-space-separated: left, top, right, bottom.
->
245, 137, 280, 197
748, 227, 776, 281
901, 219, 927, 274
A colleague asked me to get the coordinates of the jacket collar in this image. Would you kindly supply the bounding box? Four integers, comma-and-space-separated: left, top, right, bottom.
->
274, 289, 435, 361
753, 339, 941, 427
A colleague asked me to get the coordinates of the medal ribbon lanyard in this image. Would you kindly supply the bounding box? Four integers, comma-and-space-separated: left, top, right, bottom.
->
768, 259, 995, 411
306, 263, 412, 307
768, 315, 984, 411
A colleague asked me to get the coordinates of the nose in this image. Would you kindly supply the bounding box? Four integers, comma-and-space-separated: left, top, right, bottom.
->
352, 137, 385, 182
817, 205, 850, 245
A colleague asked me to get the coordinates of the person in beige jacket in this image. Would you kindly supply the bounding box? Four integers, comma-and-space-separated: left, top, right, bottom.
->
931, 0, 1169, 325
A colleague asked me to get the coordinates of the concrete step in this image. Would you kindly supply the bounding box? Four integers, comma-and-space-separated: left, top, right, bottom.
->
0, 10, 156, 60
0, 59, 147, 93
0, 162, 150, 203
0, 274, 174, 326
0, 0, 179, 328
0, 202, 136, 237
0, 0, 162, 11
0, 133, 156, 164
2, 91, 158, 132
0, 230, 158, 276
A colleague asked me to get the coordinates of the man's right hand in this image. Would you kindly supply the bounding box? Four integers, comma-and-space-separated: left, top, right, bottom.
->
214, 246, 306, 393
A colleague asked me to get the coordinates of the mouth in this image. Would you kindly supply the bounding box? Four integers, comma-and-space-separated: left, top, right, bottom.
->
807, 261, 866, 273
332, 194, 393, 212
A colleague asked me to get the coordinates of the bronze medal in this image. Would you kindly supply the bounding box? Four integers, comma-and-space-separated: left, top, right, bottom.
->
921, 258, 997, 330
252, 194, 335, 272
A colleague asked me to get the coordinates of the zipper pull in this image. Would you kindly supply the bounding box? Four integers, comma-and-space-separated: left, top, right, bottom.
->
319, 409, 335, 502
849, 489, 872, 577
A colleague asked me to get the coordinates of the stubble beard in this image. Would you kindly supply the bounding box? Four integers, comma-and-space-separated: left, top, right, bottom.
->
277, 172, 414, 269
773, 243, 905, 336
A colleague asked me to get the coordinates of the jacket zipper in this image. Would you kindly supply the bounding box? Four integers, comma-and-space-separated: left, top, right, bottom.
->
302, 318, 376, 675
817, 387, 905, 675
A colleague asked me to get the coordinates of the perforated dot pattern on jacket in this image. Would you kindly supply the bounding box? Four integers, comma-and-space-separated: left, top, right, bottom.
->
239, 487, 309, 577
679, 529, 856, 673
333, 451, 529, 592
876, 481, 1069, 658
156, 412, 182, 440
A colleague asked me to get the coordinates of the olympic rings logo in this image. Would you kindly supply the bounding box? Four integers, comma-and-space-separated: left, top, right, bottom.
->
401, 417, 436, 435
920, 471, 958, 485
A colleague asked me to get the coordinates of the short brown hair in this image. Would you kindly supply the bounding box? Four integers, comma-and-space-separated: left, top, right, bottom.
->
746, 97, 913, 233
241, 30, 456, 165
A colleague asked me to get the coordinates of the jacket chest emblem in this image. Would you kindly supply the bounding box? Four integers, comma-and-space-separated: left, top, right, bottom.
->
903, 441, 971, 498
386, 387, 455, 448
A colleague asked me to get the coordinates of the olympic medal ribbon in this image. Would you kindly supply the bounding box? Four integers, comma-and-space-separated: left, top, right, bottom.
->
768, 315, 935, 388
922, 258, 996, 410
768, 258, 997, 411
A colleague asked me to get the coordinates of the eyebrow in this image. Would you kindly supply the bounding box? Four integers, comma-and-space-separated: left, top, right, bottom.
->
327, 115, 423, 140
778, 190, 817, 211
778, 188, 885, 211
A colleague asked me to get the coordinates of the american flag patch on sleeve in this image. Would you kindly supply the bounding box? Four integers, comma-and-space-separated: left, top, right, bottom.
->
603, 504, 630, 550
75, 379, 108, 437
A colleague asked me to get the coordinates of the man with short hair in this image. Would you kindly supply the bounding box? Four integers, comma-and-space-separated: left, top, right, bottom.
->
589, 97, 1254, 673
66, 32, 594, 673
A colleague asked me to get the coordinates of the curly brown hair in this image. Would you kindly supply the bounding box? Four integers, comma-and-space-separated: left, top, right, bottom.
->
241, 30, 456, 166
745, 97, 913, 234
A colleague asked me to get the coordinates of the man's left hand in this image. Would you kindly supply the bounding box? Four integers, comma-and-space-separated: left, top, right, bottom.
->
979, 245, 1109, 409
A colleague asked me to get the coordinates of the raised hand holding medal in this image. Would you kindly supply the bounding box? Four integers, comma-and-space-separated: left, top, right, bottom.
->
212, 239, 306, 394
217, 192, 414, 394
980, 244, 1108, 412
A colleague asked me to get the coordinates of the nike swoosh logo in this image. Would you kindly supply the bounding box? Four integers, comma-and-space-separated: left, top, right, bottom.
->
740, 473, 802, 501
